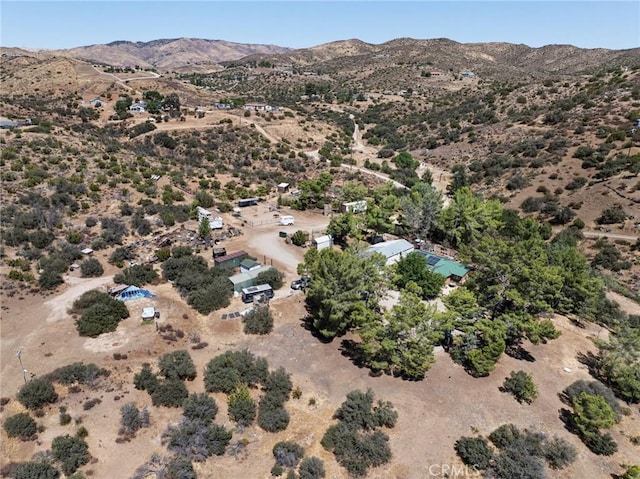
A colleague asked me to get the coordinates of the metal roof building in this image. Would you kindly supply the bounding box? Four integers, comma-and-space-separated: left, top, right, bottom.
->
229, 265, 273, 292
366, 239, 414, 265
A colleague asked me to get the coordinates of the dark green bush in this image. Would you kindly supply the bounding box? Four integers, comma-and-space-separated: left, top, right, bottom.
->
80, 258, 104, 278
204, 350, 268, 394
298, 457, 326, 479
258, 394, 290, 432
17, 378, 58, 410
72, 290, 129, 337
133, 366, 159, 393
454, 436, 493, 469
272, 441, 304, 467
3, 412, 37, 440
228, 385, 257, 427
158, 350, 197, 381
164, 419, 231, 461
51, 434, 89, 475
151, 380, 189, 408
243, 306, 274, 335
182, 393, 218, 424
256, 268, 285, 290
12, 461, 60, 479
501, 370, 538, 404
113, 265, 158, 287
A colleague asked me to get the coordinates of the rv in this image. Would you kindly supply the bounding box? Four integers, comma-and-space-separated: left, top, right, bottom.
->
241, 284, 274, 303
196, 206, 223, 229
279, 215, 295, 226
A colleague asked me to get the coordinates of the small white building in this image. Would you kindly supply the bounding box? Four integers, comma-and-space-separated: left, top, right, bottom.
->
312, 235, 333, 251
342, 200, 368, 214
81, 248, 94, 255
142, 307, 156, 321
129, 101, 147, 113
196, 206, 223, 229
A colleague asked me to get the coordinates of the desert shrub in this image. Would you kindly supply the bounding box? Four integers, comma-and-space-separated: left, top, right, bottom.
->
291, 230, 308, 247
4, 412, 37, 440
12, 461, 60, 479
158, 350, 197, 381
565, 176, 588, 190
47, 362, 103, 386
182, 393, 218, 424
166, 456, 196, 479
501, 370, 538, 404
542, 437, 577, 469
133, 366, 159, 393
151, 380, 189, 408
113, 265, 158, 286
322, 423, 391, 477
563, 380, 621, 416
109, 246, 134, 264
621, 465, 640, 479
80, 258, 104, 278
264, 368, 293, 404
298, 457, 326, 479
119, 403, 150, 435
597, 205, 627, 224
51, 434, 89, 475
255, 268, 285, 290
204, 350, 268, 394
273, 441, 304, 467
520, 196, 544, 213
333, 389, 398, 430
489, 448, 545, 479
243, 306, 274, 335
83, 398, 101, 410
17, 378, 58, 410
164, 419, 231, 461
228, 384, 257, 427
454, 436, 493, 469
321, 389, 396, 476
38, 270, 64, 290
583, 430, 618, 455
257, 394, 290, 432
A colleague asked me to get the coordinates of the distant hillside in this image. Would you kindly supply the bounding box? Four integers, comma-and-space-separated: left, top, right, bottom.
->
235, 37, 640, 79
51, 38, 291, 70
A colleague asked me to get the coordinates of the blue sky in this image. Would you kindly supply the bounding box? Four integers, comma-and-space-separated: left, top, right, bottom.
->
1, 1, 638, 50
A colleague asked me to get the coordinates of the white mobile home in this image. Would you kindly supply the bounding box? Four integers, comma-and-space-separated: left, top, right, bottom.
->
196, 206, 223, 229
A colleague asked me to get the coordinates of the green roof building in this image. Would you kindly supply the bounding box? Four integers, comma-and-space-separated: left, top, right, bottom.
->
416, 251, 471, 283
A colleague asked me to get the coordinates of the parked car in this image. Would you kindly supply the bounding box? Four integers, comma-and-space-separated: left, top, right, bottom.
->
291, 276, 311, 290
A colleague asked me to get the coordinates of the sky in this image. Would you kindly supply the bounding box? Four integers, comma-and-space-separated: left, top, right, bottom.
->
1, 1, 639, 51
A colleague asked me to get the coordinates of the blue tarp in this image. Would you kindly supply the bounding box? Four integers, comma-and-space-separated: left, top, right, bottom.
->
117, 285, 156, 301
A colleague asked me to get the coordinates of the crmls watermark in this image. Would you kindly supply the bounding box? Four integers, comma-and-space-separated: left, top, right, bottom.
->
427, 464, 482, 478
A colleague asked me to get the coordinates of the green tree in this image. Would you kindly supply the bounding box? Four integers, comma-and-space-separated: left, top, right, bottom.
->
198, 217, 211, 239
327, 212, 362, 245
400, 182, 443, 239
359, 291, 442, 378
255, 268, 284, 290
438, 187, 503, 246
392, 252, 446, 299
301, 247, 386, 339
572, 392, 617, 434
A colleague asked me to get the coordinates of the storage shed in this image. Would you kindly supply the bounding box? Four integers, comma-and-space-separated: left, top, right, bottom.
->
214, 250, 249, 269
228, 265, 273, 292
312, 235, 333, 250
240, 258, 261, 273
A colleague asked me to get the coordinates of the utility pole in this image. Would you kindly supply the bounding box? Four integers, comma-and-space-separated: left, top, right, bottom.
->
15, 348, 27, 384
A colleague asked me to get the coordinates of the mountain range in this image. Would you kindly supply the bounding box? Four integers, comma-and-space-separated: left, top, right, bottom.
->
20, 37, 640, 76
